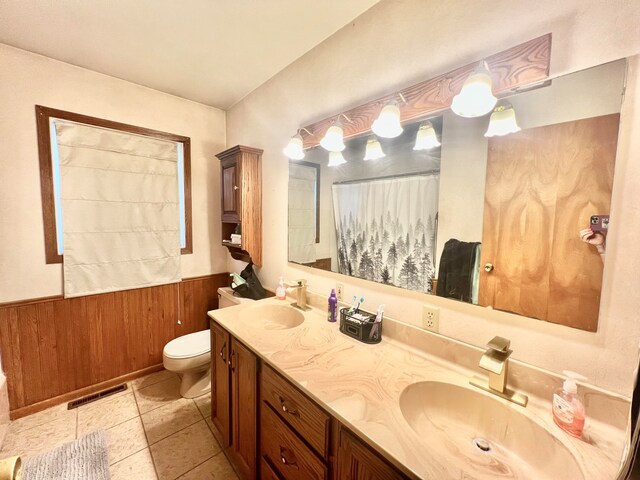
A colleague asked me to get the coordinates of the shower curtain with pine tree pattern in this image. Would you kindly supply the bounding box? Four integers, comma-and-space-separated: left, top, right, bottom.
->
332, 174, 439, 293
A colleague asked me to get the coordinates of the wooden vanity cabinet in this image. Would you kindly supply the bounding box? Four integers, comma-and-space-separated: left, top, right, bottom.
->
211, 326, 410, 480
336, 427, 407, 480
258, 364, 408, 480
229, 338, 258, 478
215, 145, 263, 266
211, 322, 231, 447
210, 323, 257, 479
259, 364, 330, 479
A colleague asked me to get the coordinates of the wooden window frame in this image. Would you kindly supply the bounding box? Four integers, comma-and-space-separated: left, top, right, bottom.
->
36, 105, 193, 264
290, 160, 320, 243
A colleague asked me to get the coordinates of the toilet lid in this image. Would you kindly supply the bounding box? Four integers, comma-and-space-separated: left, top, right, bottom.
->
164, 330, 210, 359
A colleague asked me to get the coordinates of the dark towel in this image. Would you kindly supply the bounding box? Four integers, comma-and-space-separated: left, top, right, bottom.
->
436, 239, 480, 303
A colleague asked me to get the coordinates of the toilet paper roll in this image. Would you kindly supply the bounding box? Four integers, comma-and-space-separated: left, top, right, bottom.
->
0, 456, 21, 480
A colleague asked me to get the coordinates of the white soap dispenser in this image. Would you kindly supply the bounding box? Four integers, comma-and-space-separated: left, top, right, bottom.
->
276, 277, 286, 300
552, 370, 586, 438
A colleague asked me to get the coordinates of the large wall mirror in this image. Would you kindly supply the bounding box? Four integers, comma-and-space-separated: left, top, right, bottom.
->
288, 59, 626, 332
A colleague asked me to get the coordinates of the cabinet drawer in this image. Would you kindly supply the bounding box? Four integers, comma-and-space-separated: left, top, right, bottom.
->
260, 457, 283, 480
261, 364, 330, 458
261, 404, 327, 480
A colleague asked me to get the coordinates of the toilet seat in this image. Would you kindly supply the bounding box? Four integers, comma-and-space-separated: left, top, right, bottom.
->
164, 330, 210, 359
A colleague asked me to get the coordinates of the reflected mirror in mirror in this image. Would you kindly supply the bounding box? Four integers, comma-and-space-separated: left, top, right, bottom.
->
287, 59, 626, 332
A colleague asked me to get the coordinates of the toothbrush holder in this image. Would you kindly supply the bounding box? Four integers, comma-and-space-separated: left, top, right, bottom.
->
339, 307, 382, 344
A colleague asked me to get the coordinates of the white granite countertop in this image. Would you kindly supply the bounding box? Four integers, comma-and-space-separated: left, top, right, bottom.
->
209, 296, 627, 479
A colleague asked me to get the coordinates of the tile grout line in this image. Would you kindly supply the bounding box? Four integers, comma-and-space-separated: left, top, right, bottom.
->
6, 373, 176, 438
177, 450, 226, 480
147, 416, 210, 448
146, 418, 218, 479
130, 372, 179, 395
77, 392, 139, 437
131, 384, 161, 480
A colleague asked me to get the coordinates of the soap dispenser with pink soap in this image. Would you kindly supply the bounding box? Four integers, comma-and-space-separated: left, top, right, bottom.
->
552, 370, 586, 438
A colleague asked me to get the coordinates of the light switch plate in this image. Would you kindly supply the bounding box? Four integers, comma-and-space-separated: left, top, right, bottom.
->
336, 283, 344, 301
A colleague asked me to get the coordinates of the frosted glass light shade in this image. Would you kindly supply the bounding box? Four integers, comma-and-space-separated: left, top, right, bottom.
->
484, 104, 521, 137
371, 104, 403, 138
327, 151, 347, 167
413, 121, 441, 150
283, 133, 305, 160
451, 62, 497, 118
363, 136, 385, 161
320, 123, 346, 152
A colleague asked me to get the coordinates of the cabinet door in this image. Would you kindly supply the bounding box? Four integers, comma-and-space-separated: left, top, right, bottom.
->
230, 338, 257, 479
221, 158, 240, 222
211, 323, 231, 447
337, 428, 406, 480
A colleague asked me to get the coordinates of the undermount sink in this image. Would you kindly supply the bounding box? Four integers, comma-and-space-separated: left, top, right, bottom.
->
240, 304, 305, 330
399, 381, 584, 480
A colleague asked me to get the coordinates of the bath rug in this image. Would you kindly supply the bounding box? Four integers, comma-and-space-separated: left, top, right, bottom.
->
22, 431, 110, 480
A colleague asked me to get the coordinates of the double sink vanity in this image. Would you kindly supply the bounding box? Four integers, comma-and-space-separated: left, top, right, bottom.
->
208, 289, 629, 479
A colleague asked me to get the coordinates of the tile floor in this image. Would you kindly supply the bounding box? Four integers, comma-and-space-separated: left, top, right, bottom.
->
0, 370, 237, 480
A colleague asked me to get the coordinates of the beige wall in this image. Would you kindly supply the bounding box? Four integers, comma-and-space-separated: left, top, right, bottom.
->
0, 43, 228, 303
227, 0, 640, 396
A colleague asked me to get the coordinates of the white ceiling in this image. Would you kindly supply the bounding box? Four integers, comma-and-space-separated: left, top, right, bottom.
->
0, 0, 380, 109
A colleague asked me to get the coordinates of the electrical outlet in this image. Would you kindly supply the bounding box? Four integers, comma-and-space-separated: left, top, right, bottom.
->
336, 283, 344, 301
422, 304, 440, 332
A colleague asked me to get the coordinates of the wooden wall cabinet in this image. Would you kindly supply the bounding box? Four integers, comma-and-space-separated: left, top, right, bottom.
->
210, 323, 257, 479
215, 145, 263, 267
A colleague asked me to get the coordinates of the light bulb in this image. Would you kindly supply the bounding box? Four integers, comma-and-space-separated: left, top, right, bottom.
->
413, 121, 441, 150
363, 136, 385, 161
371, 104, 403, 138
320, 122, 346, 152
327, 151, 347, 167
451, 61, 497, 118
283, 133, 305, 160
484, 103, 521, 137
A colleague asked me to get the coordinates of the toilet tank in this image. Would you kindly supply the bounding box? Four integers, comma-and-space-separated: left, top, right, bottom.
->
217, 287, 255, 308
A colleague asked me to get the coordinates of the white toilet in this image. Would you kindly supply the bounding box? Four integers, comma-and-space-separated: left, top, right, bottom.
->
162, 287, 255, 398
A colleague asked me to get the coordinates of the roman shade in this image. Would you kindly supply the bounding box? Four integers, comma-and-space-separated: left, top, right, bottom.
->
55, 120, 181, 298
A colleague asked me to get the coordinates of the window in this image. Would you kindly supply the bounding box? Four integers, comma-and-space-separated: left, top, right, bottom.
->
36, 105, 192, 264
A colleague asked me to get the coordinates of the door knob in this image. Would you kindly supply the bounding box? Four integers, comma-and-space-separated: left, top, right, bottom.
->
484, 263, 494, 272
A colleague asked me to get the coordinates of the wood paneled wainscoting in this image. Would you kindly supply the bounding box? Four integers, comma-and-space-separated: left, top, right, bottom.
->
0, 273, 229, 419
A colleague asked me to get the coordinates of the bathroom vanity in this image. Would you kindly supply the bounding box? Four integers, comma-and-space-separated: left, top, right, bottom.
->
209, 293, 629, 479
210, 315, 406, 479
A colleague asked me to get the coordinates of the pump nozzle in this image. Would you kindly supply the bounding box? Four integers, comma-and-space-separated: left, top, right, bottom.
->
562, 370, 587, 394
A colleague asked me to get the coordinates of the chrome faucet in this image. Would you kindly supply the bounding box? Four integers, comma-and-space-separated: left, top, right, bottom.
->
286, 279, 311, 311
470, 336, 528, 407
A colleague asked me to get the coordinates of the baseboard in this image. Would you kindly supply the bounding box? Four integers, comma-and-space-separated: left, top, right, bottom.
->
9, 364, 164, 420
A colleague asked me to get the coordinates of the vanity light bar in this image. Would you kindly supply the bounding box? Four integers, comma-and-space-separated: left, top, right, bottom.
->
293, 35, 551, 151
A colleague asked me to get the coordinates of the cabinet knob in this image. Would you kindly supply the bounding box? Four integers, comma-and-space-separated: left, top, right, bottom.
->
279, 446, 298, 468
233, 185, 239, 191
484, 263, 494, 272
278, 396, 299, 416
